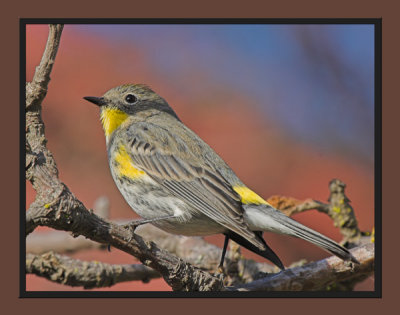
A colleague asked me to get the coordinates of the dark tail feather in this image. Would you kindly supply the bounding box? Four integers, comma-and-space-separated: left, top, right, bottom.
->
225, 231, 285, 270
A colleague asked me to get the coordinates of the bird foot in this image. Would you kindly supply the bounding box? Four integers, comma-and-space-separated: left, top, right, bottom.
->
123, 220, 142, 242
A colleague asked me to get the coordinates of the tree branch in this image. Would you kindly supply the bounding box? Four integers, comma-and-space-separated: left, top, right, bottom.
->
26, 24, 65, 234
25, 24, 374, 292
26, 24, 64, 111
27, 231, 105, 254
26, 197, 110, 255
230, 243, 374, 291
267, 178, 365, 245
26, 220, 372, 290
26, 184, 224, 291
26, 252, 161, 289
25, 24, 222, 292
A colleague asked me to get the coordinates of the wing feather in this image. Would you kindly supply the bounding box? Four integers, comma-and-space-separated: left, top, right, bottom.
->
122, 123, 265, 250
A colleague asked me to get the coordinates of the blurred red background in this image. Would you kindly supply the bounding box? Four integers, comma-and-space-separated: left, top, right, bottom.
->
26, 25, 375, 291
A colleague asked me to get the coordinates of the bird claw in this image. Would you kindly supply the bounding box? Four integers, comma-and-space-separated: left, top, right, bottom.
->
213, 270, 225, 282
123, 220, 141, 242
213, 264, 226, 282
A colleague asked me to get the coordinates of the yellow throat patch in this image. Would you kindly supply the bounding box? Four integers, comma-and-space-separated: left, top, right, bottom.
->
101, 108, 129, 140
114, 145, 146, 179
233, 186, 270, 205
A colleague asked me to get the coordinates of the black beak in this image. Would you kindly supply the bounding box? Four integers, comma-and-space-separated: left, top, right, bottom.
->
83, 96, 105, 107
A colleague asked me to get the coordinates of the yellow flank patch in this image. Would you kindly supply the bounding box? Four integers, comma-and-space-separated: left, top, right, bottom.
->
101, 107, 129, 139
114, 145, 145, 179
233, 186, 270, 205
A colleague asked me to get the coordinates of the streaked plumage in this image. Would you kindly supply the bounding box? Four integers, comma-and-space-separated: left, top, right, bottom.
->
84, 84, 359, 270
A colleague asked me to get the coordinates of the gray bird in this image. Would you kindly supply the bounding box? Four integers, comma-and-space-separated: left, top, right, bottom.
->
84, 84, 359, 270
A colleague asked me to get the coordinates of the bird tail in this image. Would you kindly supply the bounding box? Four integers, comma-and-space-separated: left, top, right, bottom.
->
244, 205, 359, 264
225, 230, 285, 270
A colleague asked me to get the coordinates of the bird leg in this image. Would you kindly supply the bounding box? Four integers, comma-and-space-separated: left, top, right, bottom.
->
218, 235, 230, 273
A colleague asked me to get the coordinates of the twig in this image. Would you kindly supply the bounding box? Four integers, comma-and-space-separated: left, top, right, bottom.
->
27, 231, 105, 254
26, 24, 64, 110
267, 179, 363, 245
26, 24, 66, 234
26, 252, 161, 289
327, 179, 362, 244
26, 196, 110, 254
230, 243, 374, 291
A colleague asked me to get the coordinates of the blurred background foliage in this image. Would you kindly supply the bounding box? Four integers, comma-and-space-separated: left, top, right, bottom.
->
26, 23, 375, 291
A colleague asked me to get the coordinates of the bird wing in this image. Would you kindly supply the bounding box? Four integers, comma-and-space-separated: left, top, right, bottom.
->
121, 121, 265, 250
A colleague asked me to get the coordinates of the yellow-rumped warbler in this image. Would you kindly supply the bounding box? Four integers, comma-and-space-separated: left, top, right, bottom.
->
84, 84, 358, 269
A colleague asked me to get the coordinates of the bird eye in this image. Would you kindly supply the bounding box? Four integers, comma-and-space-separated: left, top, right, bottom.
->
125, 94, 137, 104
